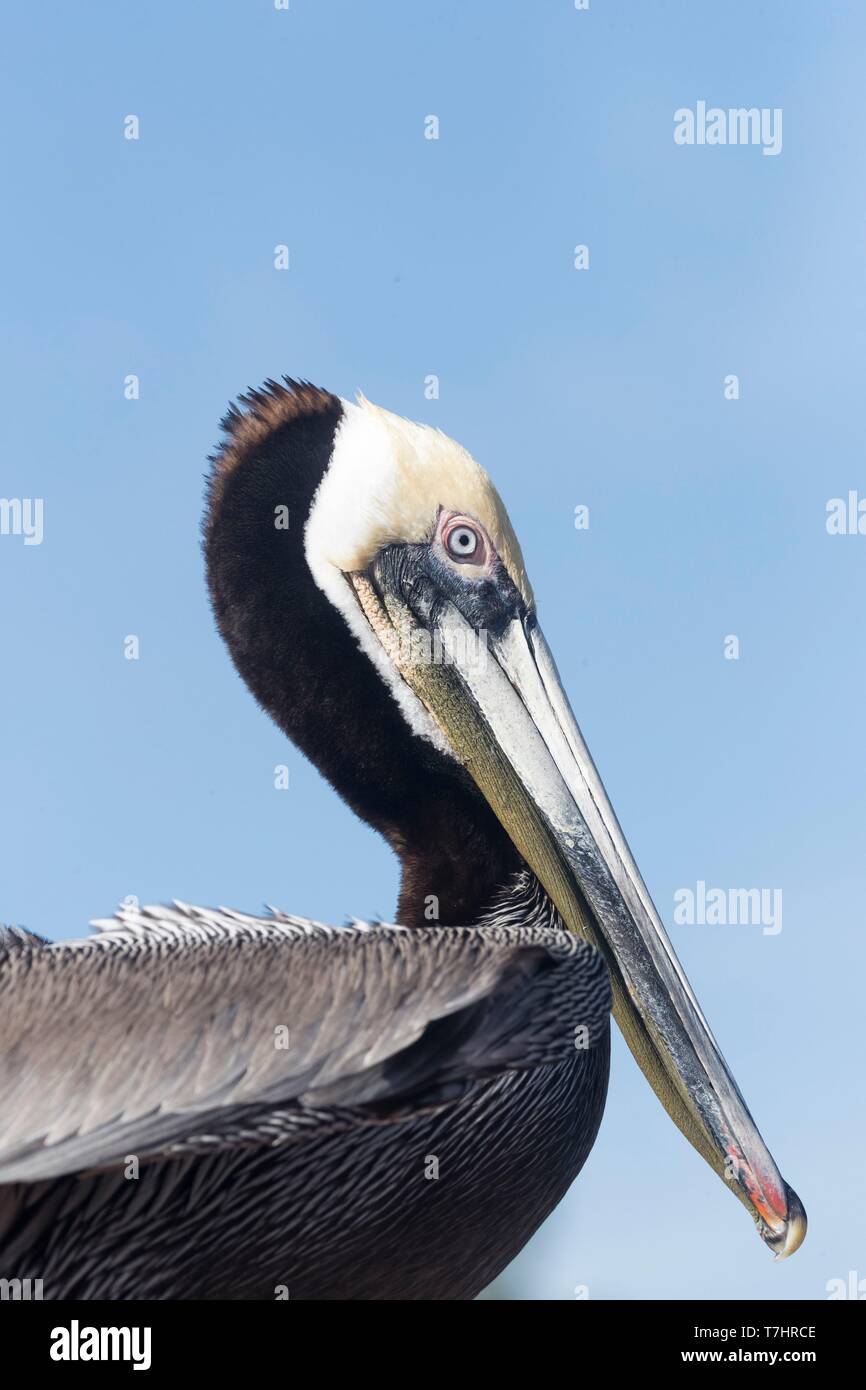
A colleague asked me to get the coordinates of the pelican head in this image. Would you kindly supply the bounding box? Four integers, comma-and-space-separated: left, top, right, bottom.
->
204, 378, 806, 1261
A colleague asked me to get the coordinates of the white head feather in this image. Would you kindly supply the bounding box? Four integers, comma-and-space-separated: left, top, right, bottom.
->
305, 396, 531, 603
304, 395, 531, 753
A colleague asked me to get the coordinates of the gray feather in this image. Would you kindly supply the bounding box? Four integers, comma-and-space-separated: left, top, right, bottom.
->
0, 902, 610, 1184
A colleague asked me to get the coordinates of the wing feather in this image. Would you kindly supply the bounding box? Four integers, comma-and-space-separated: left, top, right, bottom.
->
0, 903, 610, 1182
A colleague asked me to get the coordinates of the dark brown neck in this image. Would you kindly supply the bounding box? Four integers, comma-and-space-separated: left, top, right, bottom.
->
395, 798, 523, 928
204, 379, 524, 931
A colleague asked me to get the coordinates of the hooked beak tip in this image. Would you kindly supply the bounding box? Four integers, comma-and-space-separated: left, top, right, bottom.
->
772, 1185, 808, 1261
730, 1148, 807, 1259
758, 1183, 807, 1261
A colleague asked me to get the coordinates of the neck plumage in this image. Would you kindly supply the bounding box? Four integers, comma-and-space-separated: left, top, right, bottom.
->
204, 379, 524, 930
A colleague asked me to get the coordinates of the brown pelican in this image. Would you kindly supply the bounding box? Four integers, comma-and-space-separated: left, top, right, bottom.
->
0, 379, 805, 1299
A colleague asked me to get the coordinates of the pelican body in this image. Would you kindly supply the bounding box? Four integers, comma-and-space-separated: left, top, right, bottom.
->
0, 381, 805, 1299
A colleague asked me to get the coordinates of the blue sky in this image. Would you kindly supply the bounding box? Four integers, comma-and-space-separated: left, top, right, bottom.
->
1, 1, 864, 1299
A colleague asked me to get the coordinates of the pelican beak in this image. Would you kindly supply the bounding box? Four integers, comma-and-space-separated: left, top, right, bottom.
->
349, 574, 806, 1260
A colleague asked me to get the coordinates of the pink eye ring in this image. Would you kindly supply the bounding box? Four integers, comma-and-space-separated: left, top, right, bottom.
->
442, 516, 486, 565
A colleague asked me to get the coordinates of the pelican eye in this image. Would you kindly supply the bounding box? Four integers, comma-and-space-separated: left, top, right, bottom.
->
444, 522, 482, 563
